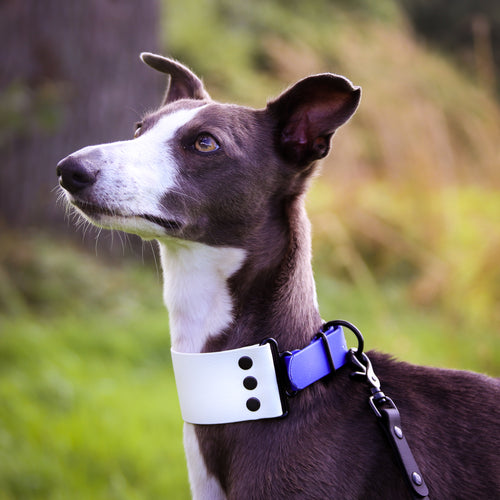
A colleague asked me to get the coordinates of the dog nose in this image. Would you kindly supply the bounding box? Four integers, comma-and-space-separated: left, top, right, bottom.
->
56, 156, 98, 194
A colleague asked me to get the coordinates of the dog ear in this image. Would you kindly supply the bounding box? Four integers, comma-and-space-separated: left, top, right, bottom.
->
267, 74, 361, 167
140, 53, 210, 104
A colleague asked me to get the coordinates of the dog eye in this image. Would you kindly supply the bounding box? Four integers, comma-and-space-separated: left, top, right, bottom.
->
134, 123, 142, 139
194, 133, 219, 152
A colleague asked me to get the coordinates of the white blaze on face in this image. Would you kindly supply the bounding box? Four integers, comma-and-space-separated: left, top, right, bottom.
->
65, 106, 207, 238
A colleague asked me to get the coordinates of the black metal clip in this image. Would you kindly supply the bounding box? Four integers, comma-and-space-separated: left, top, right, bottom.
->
348, 349, 396, 418
349, 350, 380, 389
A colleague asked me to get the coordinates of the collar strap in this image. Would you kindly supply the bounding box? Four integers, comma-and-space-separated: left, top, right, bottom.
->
171, 325, 348, 424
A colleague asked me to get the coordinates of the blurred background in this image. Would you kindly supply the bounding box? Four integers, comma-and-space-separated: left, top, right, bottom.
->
1, 0, 499, 498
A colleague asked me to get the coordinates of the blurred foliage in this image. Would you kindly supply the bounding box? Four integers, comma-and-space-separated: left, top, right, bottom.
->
0, 229, 159, 318
1, 0, 499, 498
400, 0, 500, 95
309, 183, 500, 329
163, 0, 400, 104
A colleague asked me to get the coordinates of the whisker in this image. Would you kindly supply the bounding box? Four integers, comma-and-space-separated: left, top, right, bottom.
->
161, 187, 200, 204
151, 240, 162, 283
94, 227, 104, 256
117, 230, 127, 256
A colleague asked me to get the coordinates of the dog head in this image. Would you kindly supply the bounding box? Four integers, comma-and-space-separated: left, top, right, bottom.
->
57, 53, 360, 246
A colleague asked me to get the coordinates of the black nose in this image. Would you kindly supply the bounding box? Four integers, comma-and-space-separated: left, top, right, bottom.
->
56, 156, 98, 194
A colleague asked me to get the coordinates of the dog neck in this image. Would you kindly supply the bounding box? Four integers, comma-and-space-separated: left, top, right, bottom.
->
158, 195, 322, 355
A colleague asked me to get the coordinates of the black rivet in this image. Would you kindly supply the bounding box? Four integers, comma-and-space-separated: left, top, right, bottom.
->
238, 356, 253, 370
394, 426, 403, 439
243, 376, 258, 390
246, 397, 261, 412
412, 472, 423, 486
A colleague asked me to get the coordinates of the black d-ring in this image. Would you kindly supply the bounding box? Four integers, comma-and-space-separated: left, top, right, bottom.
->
321, 320, 364, 362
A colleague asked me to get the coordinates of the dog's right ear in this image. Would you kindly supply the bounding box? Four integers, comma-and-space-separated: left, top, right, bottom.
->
140, 53, 210, 104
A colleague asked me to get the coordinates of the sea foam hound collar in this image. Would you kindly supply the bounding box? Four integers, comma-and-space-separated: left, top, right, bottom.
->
171, 324, 348, 424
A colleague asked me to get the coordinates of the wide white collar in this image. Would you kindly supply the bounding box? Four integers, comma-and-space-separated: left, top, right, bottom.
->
171, 342, 286, 424
171, 324, 349, 425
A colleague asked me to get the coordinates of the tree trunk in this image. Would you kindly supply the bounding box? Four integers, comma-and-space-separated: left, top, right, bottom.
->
0, 0, 162, 232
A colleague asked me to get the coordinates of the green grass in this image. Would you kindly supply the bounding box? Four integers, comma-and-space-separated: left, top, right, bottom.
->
0, 236, 190, 500
0, 312, 190, 500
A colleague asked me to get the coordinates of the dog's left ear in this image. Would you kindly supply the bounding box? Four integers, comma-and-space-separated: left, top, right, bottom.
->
140, 53, 210, 104
267, 74, 361, 167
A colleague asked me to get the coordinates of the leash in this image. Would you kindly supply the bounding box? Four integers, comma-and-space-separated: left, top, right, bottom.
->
171, 320, 429, 499
324, 321, 429, 500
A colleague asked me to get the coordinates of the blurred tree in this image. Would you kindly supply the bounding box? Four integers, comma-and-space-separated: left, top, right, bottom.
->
0, 0, 162, 230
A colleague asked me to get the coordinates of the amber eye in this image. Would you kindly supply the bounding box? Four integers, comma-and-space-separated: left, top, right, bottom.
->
194, 133, 219, 152
134, 123, 142, 138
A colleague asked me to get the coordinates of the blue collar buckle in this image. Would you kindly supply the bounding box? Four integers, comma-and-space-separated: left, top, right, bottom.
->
269, 320, 362, 400
260, 323, 352, 419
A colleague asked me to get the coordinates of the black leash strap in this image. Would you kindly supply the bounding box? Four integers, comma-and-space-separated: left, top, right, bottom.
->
323, 321, 430, 500
349, 350, 429, 499
378, 405, 429, 499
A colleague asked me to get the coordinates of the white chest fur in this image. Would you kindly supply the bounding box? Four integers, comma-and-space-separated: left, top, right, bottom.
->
158, 240, 245, 499
183, 423, 226, 500
158, 240, 246, 353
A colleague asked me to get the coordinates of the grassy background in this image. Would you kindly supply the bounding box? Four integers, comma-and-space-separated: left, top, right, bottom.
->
1, 0, 499, 498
